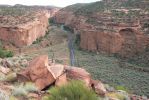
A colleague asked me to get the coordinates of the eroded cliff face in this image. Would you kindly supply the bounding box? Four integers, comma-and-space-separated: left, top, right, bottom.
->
79, 29, 149, 57
53, 1, 149, 57
80, 30, 123, 54
0, 8, 59, 47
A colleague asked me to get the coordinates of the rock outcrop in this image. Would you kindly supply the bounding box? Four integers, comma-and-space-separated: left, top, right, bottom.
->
91, 80, 107, 96
55, 73, 67, 87
18, 55, 55, 90
65, 67, 91, 87
18, 55, 65, 90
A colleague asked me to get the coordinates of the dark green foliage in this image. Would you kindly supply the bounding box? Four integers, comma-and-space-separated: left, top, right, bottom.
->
49, 18, 55, 24
143, 23, 149, 28
75, 34, 80, 46
44, 80, 98, 100
32, 30, 51, 44
32, 37, 43, 44
63, 25, 74, 33
0, 48, 13, 58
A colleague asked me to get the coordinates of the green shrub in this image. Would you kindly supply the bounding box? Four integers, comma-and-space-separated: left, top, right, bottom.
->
12, 82, 38, 97
75, 34, 80, 46
0, 48, 13, 58
63, 25, 74, 33
44, 80, 98, 100
32, 37, 43, 44
13, 85, 27, 97
115, 86, 129, 92
24, 82, 38, 92
49, 18, 55, 24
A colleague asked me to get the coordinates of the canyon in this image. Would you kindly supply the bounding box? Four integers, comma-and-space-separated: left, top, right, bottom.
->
0, 0, 149, 99
53, 0, 149, 57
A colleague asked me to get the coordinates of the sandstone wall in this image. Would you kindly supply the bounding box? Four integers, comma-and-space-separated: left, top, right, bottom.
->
80, 30, 123, 54
80, 29, 149, 57
0, 9, 58, 47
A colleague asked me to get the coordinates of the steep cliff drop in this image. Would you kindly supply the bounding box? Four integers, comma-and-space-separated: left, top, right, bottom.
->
0, 6, 59, 47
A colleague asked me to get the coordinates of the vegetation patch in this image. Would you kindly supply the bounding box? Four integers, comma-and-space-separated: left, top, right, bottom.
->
32, 36, 44, 44
12, 82, 38, 97
0, 47, 13, 58
74, 47, 149, 97
74, 34, 81, 46
43, 80, 98, 100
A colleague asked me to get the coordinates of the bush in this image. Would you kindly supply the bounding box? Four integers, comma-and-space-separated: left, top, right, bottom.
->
12, 82, 38, 97
13, 85, 27, 97
24, 82, 38, 92
115, 86, 129, 92
44, 80, 98, 100
75, 34, 80, 46
32, 37, 43, 44
0, 48, 13, 58
49, 18, 55, 24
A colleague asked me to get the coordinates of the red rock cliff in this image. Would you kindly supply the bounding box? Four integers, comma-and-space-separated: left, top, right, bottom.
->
0, 9, 59, 47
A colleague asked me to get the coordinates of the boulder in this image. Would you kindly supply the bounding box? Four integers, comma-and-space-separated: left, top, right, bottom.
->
47, 64, 64, 79
65, 67, 107, 96
17, 70, 30, 82
91, 80, 107, 96
18, 55, 55, 90
65, 67, 91, 87
18, 55, 65, 90
5, 73, 17, 82
55, 73, 67, 87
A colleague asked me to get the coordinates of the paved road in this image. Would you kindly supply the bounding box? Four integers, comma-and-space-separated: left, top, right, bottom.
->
61, 25, 75, 66
68, 33, 75, 66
